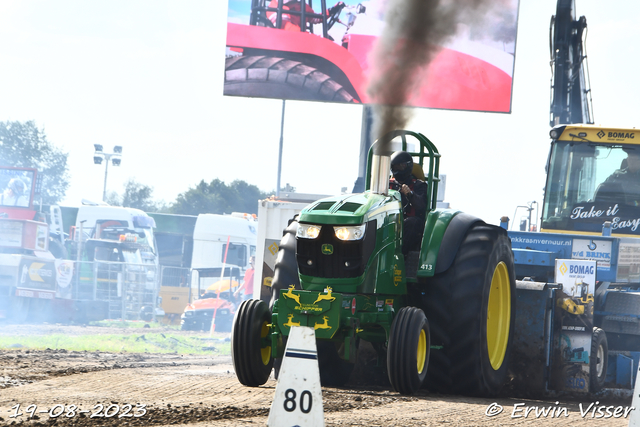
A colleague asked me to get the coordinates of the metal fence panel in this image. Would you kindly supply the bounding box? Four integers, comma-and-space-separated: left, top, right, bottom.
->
68, 260, 158, 321
159, 266, 191, 288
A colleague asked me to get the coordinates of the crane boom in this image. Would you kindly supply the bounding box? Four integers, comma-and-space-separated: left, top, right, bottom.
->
549, 0, 593, 126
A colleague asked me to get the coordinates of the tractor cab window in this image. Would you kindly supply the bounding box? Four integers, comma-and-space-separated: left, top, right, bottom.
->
541, 141, 640, 235
94, 218, 157, 256
135, 227, 156, 255
222, 243, 247, 267
93, 245, 143, 264
133, 215, 157, 255
121, 248, 143, 265
94, 246, 120, 262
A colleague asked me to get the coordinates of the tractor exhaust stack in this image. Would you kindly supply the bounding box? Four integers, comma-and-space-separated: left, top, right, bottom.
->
369, 154, 390, 195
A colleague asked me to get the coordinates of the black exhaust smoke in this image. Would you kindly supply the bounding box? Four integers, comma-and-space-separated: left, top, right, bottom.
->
366, 0, 504, 155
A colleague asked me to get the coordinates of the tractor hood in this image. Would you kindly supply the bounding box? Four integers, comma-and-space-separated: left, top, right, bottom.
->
298, 191, 400, 226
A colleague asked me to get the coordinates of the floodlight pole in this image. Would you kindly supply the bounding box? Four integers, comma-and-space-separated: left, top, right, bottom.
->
93, 146, 122, 202
276, 100, 286, 198
102, 156, 110, 202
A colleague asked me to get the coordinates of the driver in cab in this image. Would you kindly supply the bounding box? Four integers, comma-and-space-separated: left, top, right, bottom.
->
389, 151, 427, 254
596, 147, 640, 206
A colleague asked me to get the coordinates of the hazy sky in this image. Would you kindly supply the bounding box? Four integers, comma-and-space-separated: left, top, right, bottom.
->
1, 0, 639, 227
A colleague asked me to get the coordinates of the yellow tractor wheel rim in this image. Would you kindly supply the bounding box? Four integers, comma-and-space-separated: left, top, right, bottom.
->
486, 261, 511, 370
417, 329, 427, 374
260, 321, 271, 365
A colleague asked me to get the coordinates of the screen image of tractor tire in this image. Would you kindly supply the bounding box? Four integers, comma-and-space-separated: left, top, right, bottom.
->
231, 299, 273, 387
387, 306, 430, 395
224, 56, 355, 103
422, 223, 516, 397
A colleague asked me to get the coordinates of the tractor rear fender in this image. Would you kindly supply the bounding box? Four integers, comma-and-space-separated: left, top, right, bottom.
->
417, 210, 485, 277
226, 23, 364, 101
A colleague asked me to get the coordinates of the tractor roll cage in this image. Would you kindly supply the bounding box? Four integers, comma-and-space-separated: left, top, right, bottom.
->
250, 0, 331, 39
365, 130, 441, 212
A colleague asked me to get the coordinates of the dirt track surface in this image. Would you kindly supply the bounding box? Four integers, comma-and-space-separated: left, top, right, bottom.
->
0, 325, 634, 426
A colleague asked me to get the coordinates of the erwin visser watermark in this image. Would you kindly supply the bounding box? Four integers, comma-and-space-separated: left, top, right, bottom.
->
485, 402, 635, 419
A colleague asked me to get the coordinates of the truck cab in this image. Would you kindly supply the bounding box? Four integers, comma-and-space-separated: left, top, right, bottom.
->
510, 125, 640, 283
541, 125, 640, 237
75, 204, 158, 266
190, 213, 257, 293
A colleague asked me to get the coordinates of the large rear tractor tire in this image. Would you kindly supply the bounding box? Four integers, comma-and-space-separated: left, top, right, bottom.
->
590, 327, 608, 392
420, 272, 452, 393
423, 224, 515, 396
387, 307, 430, 395
231, 299, 274, 387
225, 56, 356, 103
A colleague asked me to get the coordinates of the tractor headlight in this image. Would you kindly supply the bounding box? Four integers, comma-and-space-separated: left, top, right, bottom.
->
334, 225, 366, 241
297, 224, 322, 239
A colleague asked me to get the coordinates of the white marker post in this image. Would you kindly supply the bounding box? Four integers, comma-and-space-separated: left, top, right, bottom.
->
628, 364, 640, 426
267, 326, 324, 427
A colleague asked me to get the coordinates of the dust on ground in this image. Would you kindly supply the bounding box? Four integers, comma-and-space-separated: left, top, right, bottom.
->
0, 324, 633, 426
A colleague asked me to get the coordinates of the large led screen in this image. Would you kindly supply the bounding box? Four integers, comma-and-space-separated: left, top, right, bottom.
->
225, 0, 519, 112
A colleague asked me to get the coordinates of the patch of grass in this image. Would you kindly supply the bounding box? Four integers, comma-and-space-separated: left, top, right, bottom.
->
89, 320, 178, 329
0, 333, 230, 355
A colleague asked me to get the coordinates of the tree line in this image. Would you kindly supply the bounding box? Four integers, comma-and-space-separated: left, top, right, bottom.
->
0, 120, 272, 215
105, 177, 272, 215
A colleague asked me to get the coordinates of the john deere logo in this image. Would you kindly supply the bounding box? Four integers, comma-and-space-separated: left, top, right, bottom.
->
559, 262, 568, 275
321, 244, 333, 255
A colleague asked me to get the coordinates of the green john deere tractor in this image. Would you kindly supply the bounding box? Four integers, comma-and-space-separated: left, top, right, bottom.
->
231, 130, 516, 396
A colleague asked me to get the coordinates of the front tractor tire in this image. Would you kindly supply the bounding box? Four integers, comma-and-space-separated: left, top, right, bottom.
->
423, 224, 516, 396
231, 299, 274, 387
387, 307, 430, 395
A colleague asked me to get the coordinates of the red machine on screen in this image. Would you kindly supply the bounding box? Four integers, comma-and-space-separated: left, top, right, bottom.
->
0, 166, 38, 219
225, 0, 518, 112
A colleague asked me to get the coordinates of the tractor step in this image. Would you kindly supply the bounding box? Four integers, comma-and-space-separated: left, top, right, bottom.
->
405, 251, 419, 280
